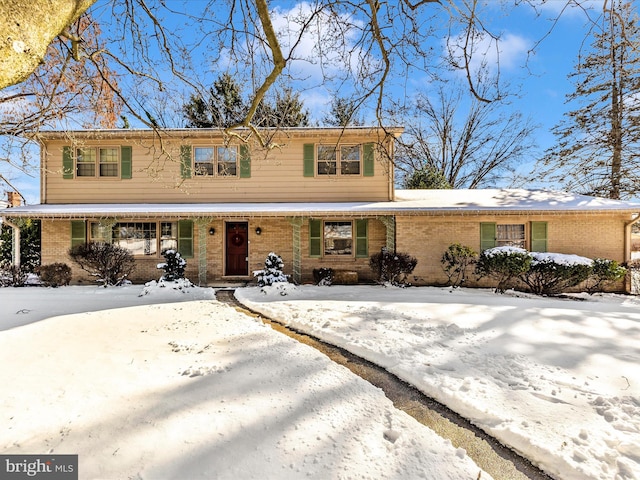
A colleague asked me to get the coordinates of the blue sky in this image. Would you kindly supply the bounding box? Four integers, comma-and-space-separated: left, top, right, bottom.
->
3, 0, 607, 204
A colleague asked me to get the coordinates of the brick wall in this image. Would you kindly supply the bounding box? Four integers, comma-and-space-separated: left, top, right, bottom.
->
396, 213, 629, 287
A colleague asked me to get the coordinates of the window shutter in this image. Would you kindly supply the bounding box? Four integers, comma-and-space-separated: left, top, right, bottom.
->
480, 222, 497, 251
355, 219, 369, 258
120, 146, 132, 179
303, 144, 315, 177
363, 143, 374, 177
178, 220, 194, 258
180, 146, 192, 179
70, 220, 86, 248
309, 219, 321, 257
240, 144, 251, 178
63, 146, 74, 179
530, 222, 548, 252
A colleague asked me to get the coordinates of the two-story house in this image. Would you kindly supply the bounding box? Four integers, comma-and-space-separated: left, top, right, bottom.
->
2, 126, 640, 288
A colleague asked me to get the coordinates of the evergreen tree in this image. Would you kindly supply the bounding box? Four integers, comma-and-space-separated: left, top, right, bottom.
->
183, 78, 309, 128
183, 73, 248, 128
403, 166, 452, 189
0, 219, 41, 272
322, 96, 363, 127
537, 0, 640, 199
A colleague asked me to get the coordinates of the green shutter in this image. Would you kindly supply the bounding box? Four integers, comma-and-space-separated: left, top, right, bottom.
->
480, 222, 497, 251
63, 146, 74, 179
309, 219, 322, 257
178, 220, 194, 258
355, 219, 369, 258
363, 143, 374, 177
70, 220, 86, 248
530, 222, 548, 252
180, 145, 192, 179
120, 146, 132, 179
303, 144, 315, 177
240, 144, 251, 178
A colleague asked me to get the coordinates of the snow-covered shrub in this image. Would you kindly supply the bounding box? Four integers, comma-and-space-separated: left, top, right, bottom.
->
369, 247, 417, 286
253, 252, 289, 287
585, 258, 626, 294
441, 243, 477, 287
0, 261, 29, 287
38, 262, 72, 287
313, 267, 334, 286
475, 246, 531, 293
157, 249, 186, 281
520, 252, 592, 295
68, 242, 135, 287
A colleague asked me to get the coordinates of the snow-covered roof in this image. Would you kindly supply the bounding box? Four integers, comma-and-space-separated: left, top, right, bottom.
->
2, 189, 639, 219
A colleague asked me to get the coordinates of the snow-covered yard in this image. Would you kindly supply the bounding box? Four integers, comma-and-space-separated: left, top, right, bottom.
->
236, 285, 640, 480
1, 282, 639, 479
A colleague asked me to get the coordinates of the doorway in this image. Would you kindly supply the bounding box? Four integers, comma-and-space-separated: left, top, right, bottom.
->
225, 222, 249, 276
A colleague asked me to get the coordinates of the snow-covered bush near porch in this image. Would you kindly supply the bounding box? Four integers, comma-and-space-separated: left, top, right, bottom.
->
157, 249, 186, 281
253, 252, 289, 286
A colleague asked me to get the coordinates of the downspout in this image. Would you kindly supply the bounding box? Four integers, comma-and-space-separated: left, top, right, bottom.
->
2, 217, 21, 268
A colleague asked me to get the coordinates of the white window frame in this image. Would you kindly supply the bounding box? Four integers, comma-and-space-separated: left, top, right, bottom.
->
90, 221, 178, 257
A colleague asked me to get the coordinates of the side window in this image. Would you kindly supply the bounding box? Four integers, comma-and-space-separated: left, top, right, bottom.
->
497, 224, 525, 248
194, 147, 214, 176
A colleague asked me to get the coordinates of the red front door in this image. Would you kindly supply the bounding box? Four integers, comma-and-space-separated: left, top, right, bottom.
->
226, 222, 249, 276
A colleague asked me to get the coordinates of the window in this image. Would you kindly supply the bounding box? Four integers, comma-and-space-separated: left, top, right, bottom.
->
480, 222, 547, 251
324, 221, 352, 255
193, 146, 238, 177
76, 147, 119, 177
317, 144, 361, 175
309, 219, 369, 258
89, 221, 178, 256
497, 224, 525, 248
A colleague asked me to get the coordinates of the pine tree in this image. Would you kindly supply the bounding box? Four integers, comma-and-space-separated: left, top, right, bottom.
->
322, 96, 363, 127
183, 73, 248, 128
538, 0, 640, 199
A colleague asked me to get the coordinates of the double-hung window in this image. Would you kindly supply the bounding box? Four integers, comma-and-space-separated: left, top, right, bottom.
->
317, 145, 361, 176
76, 147, 119, 178
193, 146, 238, 177
496, 224, 525, 248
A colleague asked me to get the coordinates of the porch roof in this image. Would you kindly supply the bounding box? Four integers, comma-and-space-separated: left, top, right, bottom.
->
2, 189, 639, 219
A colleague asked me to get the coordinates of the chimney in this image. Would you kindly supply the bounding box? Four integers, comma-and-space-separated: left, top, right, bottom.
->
7, 192, 22, 207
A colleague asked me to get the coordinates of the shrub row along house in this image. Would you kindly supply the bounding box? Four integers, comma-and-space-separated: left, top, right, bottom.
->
2, 127, 640, 290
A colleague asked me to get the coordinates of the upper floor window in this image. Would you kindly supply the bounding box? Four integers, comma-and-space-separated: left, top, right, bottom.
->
317, 145, 361, 175
194, 146, 237, 177
76, 147, 119, 177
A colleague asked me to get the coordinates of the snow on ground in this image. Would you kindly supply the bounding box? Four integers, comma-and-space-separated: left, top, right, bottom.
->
0, 283, 489, 480
236, 285, 640, 480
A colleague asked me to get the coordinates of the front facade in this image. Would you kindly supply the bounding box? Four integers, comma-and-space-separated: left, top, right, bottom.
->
3, 127, 640, 289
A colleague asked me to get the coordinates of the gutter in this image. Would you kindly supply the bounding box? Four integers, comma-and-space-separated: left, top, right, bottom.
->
1, 217, 21, 268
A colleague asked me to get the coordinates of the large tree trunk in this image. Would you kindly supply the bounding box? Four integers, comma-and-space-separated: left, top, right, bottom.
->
0, 0, 95, 90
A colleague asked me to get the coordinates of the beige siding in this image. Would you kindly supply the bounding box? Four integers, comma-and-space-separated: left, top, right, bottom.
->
42, 131, 393, 204
395, 213, 628, 287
